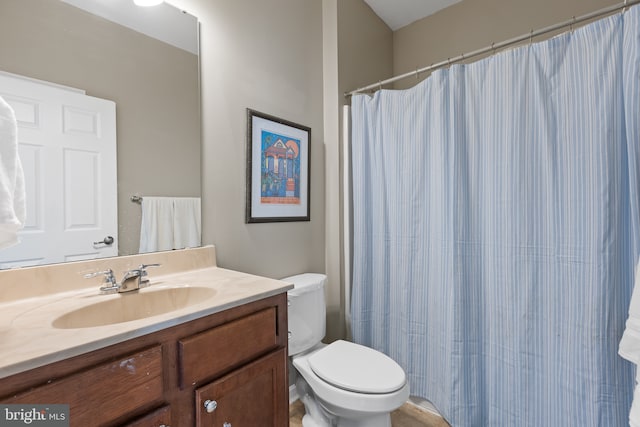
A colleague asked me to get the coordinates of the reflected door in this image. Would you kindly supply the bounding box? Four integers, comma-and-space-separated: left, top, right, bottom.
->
0, 72, 117, 268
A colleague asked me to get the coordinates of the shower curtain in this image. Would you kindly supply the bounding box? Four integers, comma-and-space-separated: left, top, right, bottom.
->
350, 6, 640, 427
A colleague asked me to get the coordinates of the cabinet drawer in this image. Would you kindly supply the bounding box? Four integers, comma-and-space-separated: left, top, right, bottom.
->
123, 405, 170, 427
6, 346, 164, 427
179, 307, 278, 387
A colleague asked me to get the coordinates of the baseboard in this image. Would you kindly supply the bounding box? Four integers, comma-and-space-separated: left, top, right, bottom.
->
289, 384, 299, 404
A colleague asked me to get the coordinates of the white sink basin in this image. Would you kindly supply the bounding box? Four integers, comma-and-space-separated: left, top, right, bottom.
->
52, 286, 217, 329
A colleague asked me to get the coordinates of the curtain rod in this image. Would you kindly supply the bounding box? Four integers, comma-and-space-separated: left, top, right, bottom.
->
345, 0, 638, 97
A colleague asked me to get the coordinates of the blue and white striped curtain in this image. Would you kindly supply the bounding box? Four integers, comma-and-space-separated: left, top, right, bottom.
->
350, 6, 640, 427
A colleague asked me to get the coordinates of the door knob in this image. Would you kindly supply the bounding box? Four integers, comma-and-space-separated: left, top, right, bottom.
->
204, 399, 217, 413
94, 236, 114, 245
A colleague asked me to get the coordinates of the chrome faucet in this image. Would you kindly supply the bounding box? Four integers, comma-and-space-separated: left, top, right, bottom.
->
85, 263, 161, 294
118, 268, 143, 292
118, 263, 160, 292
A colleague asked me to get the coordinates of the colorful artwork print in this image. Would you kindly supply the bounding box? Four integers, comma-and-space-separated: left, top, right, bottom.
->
246, 109, 310, 223
260, 130, 301, 204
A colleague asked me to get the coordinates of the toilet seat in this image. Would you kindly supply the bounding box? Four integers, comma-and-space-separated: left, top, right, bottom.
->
308, 340, 406, 394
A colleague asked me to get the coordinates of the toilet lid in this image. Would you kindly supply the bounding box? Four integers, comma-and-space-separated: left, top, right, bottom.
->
308, 340, 406, 394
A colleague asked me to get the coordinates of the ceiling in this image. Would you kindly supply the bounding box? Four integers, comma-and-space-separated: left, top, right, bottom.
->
364, 0, 463, 31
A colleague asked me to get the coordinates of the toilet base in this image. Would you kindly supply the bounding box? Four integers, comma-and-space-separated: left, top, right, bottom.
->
298, 399, 391, 427
300, 404, 391, 427
296, 369, 394, 427
297, 375, 333, 427
318, 398, 392, 427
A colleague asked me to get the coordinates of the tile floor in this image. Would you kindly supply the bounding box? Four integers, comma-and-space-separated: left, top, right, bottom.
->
289, 400, 451, 427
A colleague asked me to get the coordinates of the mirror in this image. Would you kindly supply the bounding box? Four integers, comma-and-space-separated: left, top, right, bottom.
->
0, 0, 201, 268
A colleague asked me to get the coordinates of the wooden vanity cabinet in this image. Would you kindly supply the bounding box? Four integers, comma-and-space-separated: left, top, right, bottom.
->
0, 293, 289, 427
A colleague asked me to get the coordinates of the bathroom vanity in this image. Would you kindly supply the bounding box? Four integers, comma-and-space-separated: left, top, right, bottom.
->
0, 246, 292, 426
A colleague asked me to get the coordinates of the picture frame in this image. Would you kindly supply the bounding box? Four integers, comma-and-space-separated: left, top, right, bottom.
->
246, 109, 311, 223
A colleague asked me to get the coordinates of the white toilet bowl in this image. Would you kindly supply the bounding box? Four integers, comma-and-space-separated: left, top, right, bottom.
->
292, 341, 410, 427
284, 273, 410, 427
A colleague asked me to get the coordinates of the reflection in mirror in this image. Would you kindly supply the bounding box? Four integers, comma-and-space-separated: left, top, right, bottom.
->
0, 0, 201, 269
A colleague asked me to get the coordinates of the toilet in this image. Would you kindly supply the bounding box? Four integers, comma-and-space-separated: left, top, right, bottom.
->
284, 273, 410, 427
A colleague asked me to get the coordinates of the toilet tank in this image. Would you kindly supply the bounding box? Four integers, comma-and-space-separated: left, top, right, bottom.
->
282, 273, 326, 356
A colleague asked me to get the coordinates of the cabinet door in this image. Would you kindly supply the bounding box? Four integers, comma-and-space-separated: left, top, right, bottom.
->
195, 348, 288, 427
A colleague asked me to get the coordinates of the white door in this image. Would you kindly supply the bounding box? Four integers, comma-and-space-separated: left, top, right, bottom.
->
0, 72, 117, 268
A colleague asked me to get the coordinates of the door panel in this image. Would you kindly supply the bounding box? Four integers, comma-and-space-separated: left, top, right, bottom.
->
0, 72, 117, 268
195, 349, 288, 427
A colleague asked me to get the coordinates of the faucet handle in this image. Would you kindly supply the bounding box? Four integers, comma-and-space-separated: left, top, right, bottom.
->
138, 263, 161, 287
84, 268, 116, 282
84, 269, 118, 293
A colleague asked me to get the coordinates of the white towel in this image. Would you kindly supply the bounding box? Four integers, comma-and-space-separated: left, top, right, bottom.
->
173, 197, 201, 250
139, 197, 174, 253
619, 258, 640, 427
0, 95, 26, 249
138, 196, 201, 253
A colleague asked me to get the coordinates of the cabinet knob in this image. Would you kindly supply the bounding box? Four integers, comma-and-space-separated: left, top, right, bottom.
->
204, 399, 218, 413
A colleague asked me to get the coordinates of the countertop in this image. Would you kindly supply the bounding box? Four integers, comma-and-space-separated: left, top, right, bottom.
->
0, 249, 293, 379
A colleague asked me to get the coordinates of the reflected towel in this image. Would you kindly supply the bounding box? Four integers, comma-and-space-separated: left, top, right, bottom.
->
0, 95, 25, 249
619, 259, 640, 427
173, 197, 201, 249
139, 197, 174, 253
138, 197, 201, 253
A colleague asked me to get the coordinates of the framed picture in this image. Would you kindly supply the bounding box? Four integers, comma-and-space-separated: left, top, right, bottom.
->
246, 109, 311, 223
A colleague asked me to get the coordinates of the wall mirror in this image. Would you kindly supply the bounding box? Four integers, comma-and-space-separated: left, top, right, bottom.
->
0, 0, 201, 269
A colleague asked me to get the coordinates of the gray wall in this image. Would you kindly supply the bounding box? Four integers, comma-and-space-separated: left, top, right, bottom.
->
338, 0, 394, 101
173, 0, 326, 280
0, 0, 201, 256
